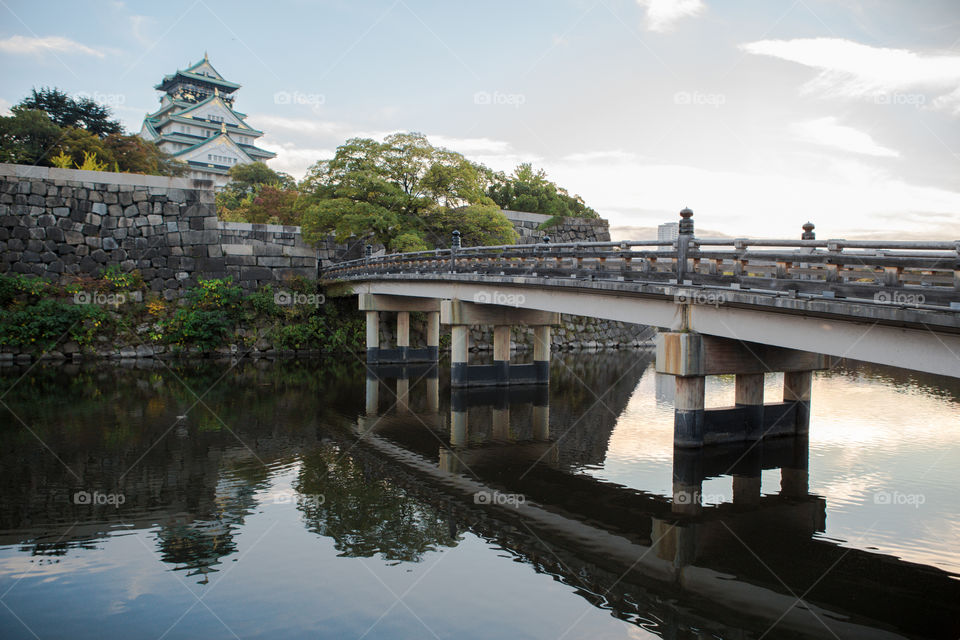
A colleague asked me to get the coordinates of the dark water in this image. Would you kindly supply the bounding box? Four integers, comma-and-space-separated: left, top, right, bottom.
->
0, 353, 957, 639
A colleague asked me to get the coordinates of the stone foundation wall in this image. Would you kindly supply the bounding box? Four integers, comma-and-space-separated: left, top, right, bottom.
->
0, 164, 357, 296
502, 210, 610, 244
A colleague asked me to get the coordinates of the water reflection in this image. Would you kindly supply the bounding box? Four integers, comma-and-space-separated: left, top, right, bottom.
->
0, 354, 957, 639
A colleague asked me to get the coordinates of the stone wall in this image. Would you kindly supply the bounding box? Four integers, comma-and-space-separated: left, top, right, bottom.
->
0, 164, 357, 297
502, 209, 610, 244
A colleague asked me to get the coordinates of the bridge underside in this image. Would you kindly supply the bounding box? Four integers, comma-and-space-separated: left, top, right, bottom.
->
348, 277, 960, 379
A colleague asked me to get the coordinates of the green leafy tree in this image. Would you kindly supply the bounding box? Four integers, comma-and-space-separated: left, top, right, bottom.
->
487, 162, 598, 219
0, 90, 184, 175
17, 87, 123, 136
216, 162, 299, 223
300, 132, 516, 251
0, 109, 63, 165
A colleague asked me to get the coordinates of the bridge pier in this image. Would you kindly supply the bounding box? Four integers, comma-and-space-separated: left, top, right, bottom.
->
657, 332, 830, 448
360, 294, 441, 364
442, 299, 559, 387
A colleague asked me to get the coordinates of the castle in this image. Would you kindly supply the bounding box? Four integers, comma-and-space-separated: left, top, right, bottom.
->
139, 53, 275, 187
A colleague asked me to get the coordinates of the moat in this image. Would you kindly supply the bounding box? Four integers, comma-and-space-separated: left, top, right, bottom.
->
0, 353, 958, 639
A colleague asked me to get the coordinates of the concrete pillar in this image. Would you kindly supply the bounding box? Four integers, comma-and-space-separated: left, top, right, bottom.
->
396, 311, 410, 360
450, 409, 468, 447
534, 325, 551, 384
439, 448, 465, 474
672, 448, 703, 515
674, 375, 705, 448
396, 377, 409, 414
426, 311, 440, 361
735, 373, 765, 440
492, 407, 510, 440
365, 311, 380, 363
783, 371, 813, 434
781, 435, 810, 498
451, 325, 469, 387
732, 475, 762, 505
532, 405, 549, 441
426, 375, 439, 413
365, 374, 379, 416
493, 325, 511, 385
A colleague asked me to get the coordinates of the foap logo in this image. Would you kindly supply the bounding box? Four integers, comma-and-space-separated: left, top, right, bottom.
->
473, 290, 525, 307
474, 491, 525, 508
273, 90, 326, 113
874, 291, 925, 306
870, 92, 926, 107
73, 490, 125, 507
673, 488, 700, 505
473, 90, 526, 109
874, 491, 925, 508
674, 288, 726, 307
74, 291, 126, 306
275, 291, 325, 307
273, 490, 325, 506
76, 91, 126, 109
674, 90, 726, 108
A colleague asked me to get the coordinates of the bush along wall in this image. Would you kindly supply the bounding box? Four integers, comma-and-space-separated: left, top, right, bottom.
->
0, 272, 365, 363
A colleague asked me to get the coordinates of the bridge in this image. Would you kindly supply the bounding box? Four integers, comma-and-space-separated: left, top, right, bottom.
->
324, 208, 960, 449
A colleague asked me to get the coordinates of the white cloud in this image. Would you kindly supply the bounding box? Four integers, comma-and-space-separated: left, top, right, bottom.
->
258, 139, 335, 178
561, 150, 640, 163
545, 153, 960, 238
0, 98, 11, 116
741, 37, 960, 113
0, 35, 106, 58
790, 117, 899, 158
637, 0, 705, 32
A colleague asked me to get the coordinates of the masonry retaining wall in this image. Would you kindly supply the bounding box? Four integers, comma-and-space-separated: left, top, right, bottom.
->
0, 164, 360, 297
502, 210, 610, 244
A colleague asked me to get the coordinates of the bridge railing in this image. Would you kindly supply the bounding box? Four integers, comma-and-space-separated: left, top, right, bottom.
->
322, 217, 960, 310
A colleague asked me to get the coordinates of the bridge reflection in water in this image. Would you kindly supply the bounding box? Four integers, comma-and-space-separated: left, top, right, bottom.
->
1, 358, 958, 639
356, 355, 959, 640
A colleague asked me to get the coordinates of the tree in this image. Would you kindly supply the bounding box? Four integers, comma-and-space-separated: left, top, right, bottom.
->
16, 87, 123, 136
216, 162, 299, 223
0, 89, 184, 176
300, 133, 516, 251
487, 162, 598, 219
0, 109, 63, 165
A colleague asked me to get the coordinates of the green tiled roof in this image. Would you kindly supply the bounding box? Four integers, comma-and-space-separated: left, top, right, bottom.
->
155, 69, 241, 92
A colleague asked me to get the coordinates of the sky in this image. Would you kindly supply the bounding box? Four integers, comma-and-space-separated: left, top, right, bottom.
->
2, 0, 960, 239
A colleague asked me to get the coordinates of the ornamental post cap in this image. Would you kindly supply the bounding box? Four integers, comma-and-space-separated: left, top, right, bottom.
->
802, 221, 815, 232
679, 207, 693, 218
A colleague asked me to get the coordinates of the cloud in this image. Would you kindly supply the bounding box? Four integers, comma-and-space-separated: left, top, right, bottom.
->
561, 150, 640, 163
790, 117, 899, 158
636, 0, 705, 32
741, 37, 960, 113
0, 35, 106, 58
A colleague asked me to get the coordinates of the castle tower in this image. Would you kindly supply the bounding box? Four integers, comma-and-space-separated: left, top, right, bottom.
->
139, 53, 276, 187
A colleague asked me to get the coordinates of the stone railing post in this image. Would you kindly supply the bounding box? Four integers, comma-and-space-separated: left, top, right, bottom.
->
451, 230, 461, 273
364, 244, 372, 268
676, 207, 694, 283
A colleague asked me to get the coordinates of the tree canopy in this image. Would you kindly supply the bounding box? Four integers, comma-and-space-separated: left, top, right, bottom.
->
216, 162, 301, 225
17, 87, 123, 136
0, 89, 184, 176
298, 133, 516, 251
487, 162, 598, 219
